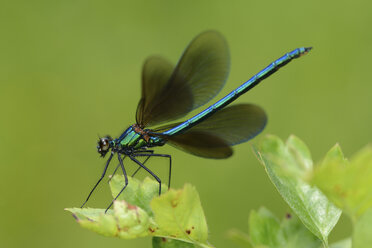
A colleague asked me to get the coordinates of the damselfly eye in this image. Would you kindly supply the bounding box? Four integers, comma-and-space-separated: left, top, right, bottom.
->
97, 136, 112, 157
101, 139, 109, 150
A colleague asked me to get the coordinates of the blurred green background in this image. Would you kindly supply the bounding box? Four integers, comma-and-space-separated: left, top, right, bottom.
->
1, 0, 371, 247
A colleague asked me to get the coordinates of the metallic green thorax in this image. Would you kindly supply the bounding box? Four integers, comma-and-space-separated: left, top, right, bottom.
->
114, 125, 165, 151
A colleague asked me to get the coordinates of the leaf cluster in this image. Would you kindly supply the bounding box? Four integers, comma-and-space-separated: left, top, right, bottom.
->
232, 135, 371, 248
66, 135, 372, 248
66, 176, 211, 248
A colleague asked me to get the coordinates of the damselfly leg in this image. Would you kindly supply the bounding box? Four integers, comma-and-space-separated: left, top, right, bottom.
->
81, 152, 114, 208
108, 150, 156, 183
132, 153, 172, 190
130, 150, 155, 177
105, 153, 129, 213
129, 155, 162, 195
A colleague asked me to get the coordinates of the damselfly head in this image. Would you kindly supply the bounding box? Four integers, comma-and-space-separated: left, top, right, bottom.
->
97, 136, 113, 157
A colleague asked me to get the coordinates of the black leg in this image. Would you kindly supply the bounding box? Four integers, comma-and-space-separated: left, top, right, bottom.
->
105, 153, 129, 213
129, 155, 162, 195
81, 152, 114, 208
132, 153, 172, 190
111, 150, 152, 180
108, 162, 120, 182
131, 150, 154, 177
107, 155, 126, 183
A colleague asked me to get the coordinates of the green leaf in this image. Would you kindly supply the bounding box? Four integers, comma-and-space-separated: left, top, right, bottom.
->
109, 175, 167, 216
67, 176, 211, 247
286, 135, 313, 173
254, 135, 341, 246
152, 237, 196, 248
310, 145, 348, 211
322, 144, 345, 165
311, 145, 372, 221
329, 238, 351, 248
249, 208, 282, 247
229, 207, 323, 248
280, 212, 323, 248
151, 184, 209, 245
65, 200, 151, 239
227, 229, 253, 248
352, 208, 372, 248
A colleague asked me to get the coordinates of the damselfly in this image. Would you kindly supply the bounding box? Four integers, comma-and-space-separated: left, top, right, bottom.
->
81, 31, 311, 210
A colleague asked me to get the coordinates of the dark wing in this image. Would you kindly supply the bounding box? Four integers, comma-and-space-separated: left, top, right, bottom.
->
136, 30, 230, 127
156, 104, 267, 159
162, 131, 233, 159
151, 121, 183, 133
136, 56, 177, 125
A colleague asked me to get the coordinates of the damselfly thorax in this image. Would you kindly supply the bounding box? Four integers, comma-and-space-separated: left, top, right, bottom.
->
97, 124, 166, 156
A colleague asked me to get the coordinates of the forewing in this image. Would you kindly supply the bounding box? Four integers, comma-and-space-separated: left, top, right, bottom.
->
136, 56, 176, 125
157, 104, 267, 159
137, 30, 230, 127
